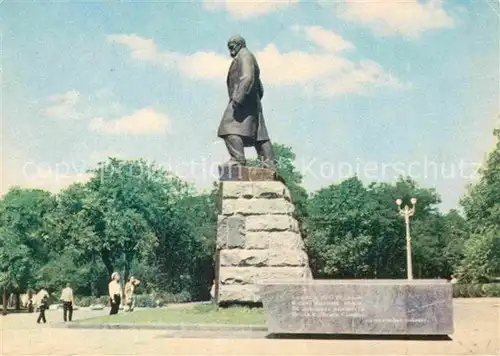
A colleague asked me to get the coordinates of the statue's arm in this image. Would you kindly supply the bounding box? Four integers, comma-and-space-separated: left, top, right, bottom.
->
232, 53, 255, 105
258, 78, 264, 99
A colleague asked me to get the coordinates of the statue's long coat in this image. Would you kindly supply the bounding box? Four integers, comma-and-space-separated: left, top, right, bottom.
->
217, 47, 270, 146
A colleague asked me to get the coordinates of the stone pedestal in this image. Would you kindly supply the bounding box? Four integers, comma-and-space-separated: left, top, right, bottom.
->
259, 280, 454, 335
219, 165, 278, 182
216, 175, 312, 304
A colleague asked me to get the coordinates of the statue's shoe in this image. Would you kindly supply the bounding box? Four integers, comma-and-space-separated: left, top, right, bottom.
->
260, 161, 277, 171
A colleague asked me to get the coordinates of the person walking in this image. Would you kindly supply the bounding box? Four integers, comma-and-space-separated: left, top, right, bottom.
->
210, 279, 216, 303
124, 276, 140, 312
60, 283, 74, 322
108, 272, 122, 315
36, 294, 49, 324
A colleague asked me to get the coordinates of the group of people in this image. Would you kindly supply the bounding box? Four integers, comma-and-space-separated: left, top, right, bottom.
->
36, 283, 74, 324
108, 272, 141, 315
35, 272, 140, 323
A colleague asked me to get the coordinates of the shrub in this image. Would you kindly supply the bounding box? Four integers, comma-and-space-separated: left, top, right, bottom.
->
74, 295, 110, 307
457, 230, 500, 283
453, 283, 500, 298
452, 284, 467, 298
72, 292, 193, 307
135, 291, 192, 307
157, 290, 192, 304
135, 295, 156, 308
98, 296, 109, 305
75, 296, 92, 307
482, 283, 500, 297
48, 293, 60, 305
468, 284, 485, 297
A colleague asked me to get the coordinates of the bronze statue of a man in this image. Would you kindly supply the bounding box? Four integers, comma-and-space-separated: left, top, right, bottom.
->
217, 35, 276, 170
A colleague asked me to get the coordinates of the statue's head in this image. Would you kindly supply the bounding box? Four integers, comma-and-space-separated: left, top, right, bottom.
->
227, 35, 246, 58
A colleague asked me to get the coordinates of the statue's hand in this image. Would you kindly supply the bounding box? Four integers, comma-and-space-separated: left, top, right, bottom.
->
231, 100, 241, 109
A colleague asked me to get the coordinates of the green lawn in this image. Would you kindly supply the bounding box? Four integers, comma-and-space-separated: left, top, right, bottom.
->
79, 304, 267, 325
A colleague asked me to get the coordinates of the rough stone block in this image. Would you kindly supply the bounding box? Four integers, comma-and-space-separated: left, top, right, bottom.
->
222, 199, 294, 216
246, 215, 299, 231
259, 280, 454, 335
227, 215, 245, 248
244, 231, 304, 250
245, 232, 270, 249
219, 267, 311, 285
268, 250, 308, 267
222, 182, 291, 200
216, 215, 245, 248
216, 215, 228, 249
220, 250, 269, 266
219, 166, 277, 181
218, 284, 261, 303
268, 231, 305, 250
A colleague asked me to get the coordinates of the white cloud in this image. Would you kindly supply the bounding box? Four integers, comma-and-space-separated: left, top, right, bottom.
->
203, 0, 298, 19
43, 90, 81, 120
89, 108, 170, 135
179, 52, 231, 81
41, 88, 171, 135
292, 25, 355, 53
107, 34, 230, 80
107, 34, 171, 65
22, 167, 92, 193
320, 60, 409, 96
109, 30, 408, 97
336, 0, 455, 38
256, 43, 353, 86
0, 125, 92, 196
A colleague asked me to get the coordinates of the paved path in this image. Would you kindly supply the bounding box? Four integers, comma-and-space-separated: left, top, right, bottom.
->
1, 299, 498, 355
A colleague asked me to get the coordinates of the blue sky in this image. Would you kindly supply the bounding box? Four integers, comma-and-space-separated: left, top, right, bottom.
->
1, 0, 499, 212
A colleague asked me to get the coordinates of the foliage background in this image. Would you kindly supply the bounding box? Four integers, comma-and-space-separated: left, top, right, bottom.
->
1, 130, 499, 302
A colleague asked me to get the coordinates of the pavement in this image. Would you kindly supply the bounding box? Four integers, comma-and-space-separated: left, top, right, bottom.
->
0, 298, 498, 355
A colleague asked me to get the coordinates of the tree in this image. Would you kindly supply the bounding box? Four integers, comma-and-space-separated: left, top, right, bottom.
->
167, 186, 217, 298
441, 210, 470, 275
43, 158, 218, 298
0, 188, 55, 302
273, 144, 308, 219
306, 177, 374, 277
85, 158, 174, 280
37, 250, 108, 297
367, 178, 442, 278
461, 128, 500, 231
43, 183, 111, 295
457, 229, 500, 283
306, 176, 447, 279
459, 127, 500, 281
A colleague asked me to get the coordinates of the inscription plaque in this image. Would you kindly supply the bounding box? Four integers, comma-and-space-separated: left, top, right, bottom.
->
258, 280, 453, 335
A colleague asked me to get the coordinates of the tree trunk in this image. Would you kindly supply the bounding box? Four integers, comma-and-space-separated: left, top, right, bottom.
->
2, 287, 6, 315
124, 261, 129, 284
101, 251, 114, 278
123, 252, 133, 283
15, 293, 20, 310
90, 281, 97, 297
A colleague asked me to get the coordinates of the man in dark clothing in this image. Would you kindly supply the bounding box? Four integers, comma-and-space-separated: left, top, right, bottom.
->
217, 35, 276, 170
37, 295, 49, 324
108, 272, 122, 315
60, 283, 74, 322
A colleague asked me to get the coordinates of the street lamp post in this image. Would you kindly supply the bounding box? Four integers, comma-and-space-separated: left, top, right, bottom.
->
396, 198, 417, 280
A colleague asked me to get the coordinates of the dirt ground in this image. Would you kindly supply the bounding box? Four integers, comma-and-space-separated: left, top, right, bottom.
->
0, 298, 498, 355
